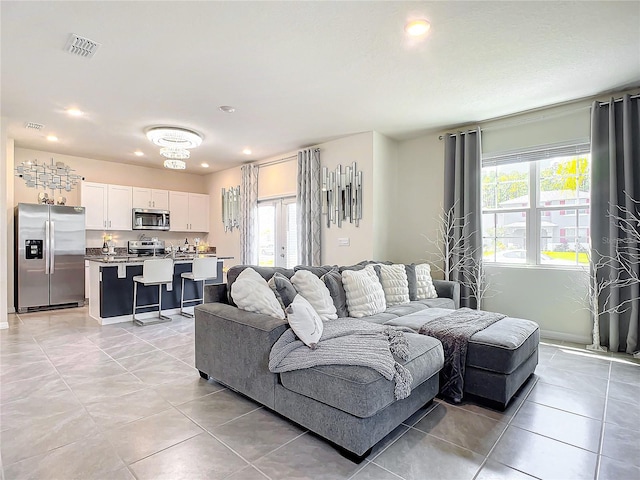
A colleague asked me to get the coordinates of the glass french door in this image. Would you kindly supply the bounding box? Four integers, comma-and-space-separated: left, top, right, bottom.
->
257, 197, 298, 268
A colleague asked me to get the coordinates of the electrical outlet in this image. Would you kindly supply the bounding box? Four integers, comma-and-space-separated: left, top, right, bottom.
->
338, 237, 350, 246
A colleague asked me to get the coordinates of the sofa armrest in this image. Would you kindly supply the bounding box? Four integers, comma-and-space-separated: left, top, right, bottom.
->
203, 283, 229, 304
433, 280, 460, 309
194, 303, 288, 409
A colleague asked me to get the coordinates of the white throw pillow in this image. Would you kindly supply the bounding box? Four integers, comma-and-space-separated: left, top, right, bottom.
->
290, 270, 338, 321
341, 265, 386, 318
378, 264, 410, 306
415, 263, 438, 300
286, 294, 323, 349
230, 268, 285, 319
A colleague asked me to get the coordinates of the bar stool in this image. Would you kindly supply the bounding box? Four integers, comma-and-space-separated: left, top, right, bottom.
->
132, 258, 174, 326
180, 256, 219, 317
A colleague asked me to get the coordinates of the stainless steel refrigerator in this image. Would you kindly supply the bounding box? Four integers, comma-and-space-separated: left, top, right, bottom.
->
15, 203, 86, 313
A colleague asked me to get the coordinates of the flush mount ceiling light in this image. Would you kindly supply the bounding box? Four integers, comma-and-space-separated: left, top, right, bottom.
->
66, 108, 83, 117
163, 159, 186, 170
242, 148, 252, 155
134, 150, 144, 157
405, 19, 431, 36
219, 105, 235, 113
146, 127, 202, 149
46, 135, 58, 142
160, 147, 190, 160
201, 163, 209, 168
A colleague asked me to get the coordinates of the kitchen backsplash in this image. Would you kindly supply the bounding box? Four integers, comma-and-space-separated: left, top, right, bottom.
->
85, 230, 210, 250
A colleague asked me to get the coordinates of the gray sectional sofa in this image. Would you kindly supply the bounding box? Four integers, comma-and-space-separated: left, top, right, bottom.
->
195, 264, 539, 459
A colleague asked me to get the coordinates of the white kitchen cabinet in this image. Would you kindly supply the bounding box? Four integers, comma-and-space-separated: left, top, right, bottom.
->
169, 191, 209, 232
81, 181, 132, 230
132, 188, 169, 210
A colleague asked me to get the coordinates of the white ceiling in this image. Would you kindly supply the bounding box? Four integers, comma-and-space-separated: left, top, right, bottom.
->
2, 1, 639, 174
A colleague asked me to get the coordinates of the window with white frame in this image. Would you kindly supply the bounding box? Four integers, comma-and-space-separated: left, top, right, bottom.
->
481, 142, 591, 266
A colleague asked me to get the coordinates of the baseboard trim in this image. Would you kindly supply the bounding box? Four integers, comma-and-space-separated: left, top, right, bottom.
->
540, 329, 591, 345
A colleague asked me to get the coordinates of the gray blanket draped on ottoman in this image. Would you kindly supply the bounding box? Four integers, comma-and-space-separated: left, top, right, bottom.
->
269, 319, 415, 400
419, 308, 506, 403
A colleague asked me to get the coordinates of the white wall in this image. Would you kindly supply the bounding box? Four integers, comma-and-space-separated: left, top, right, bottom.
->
204, 164, 243, 267
388, 132, 445, 269
1, 121, 10, 325
372, 132, 398, 261
317, 132, 375, 266
483, 266, 591, 343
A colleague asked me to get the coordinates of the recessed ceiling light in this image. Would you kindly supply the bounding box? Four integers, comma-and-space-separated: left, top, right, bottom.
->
201, 163, 209, 168
66, 108, 83, 117
46, 135, 58, 142
242, 148, 252, 155
134, 151, 144, 157
219, 105, 235, 113
405, 19, 431, 37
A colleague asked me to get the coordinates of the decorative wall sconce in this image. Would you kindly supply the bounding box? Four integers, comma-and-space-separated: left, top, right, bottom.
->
322, 162, 363, 228
221, 186, 240, 232
15, 158, 83, 192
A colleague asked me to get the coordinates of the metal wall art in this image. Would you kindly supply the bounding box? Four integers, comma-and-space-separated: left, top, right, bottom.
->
15, 158, 83, 192
322, 162, 363, 228
221, 186, 240, 232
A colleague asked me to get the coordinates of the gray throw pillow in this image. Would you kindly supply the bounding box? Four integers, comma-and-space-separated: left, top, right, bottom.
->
321, 268, 349, 318
405, 264, 418, 301
293, 264, 337, 277
268, 272, 298, 309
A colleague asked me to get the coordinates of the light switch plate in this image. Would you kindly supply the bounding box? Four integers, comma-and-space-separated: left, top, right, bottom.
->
338, 237, 350, 246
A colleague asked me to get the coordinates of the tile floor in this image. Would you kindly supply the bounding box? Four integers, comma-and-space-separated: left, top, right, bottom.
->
1, 307, 639, 480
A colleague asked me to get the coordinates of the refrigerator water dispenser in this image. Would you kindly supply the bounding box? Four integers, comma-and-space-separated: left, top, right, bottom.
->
25, 239, 43, 259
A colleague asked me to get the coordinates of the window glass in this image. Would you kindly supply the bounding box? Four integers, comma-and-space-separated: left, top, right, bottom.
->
482, 152, 590, 266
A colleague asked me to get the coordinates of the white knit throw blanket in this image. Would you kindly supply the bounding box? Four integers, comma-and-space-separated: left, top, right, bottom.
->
269, 319, 414, 400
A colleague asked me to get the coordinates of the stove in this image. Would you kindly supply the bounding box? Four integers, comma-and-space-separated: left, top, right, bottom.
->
128, 240, 165, 256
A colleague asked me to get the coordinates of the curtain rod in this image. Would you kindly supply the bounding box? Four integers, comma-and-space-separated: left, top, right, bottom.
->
438, 92, 639, 141
597, 93, 640, 105
257, 155, 297, 168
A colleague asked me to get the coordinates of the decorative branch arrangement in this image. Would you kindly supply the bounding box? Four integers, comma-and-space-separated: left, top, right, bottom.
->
15, 158, 83, 192
221, 186, 240, 232
583, 191, 640, 353
425, 202, 493, 310
322, 163, 362, 228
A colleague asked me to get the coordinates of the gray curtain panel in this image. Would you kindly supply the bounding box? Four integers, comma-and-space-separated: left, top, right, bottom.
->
240, 164, 259, 265
591, 94, 640, 354
297, 148, 322, 266
443, 129, 482, 309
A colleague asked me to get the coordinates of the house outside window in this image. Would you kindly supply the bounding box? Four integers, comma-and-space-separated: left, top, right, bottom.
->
481, 142, 591, 266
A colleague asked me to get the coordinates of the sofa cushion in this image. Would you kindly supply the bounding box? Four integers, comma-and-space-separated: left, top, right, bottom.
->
415, 264, 438, 299
286, 295, 323, 349
291, 270, 338, 321
227, 265, 294, 306
376, 264, 410, 306
279, 333, 444, 418
405, 264, 418, 301
268, 272, 298, 309
385, 302, 430, 317
467, 318, 540, 374
416, 297, 456, 309
321, 268, 349, 318
230, 268, 285, 320
294, 265, 337, 277
342, 266, 386, 318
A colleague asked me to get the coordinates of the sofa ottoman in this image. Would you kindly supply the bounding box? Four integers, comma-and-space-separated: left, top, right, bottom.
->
383, 308, 539, 408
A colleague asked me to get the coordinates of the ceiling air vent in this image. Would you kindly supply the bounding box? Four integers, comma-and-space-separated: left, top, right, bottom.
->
25, 122, 45, 131
65, 33, 101, 59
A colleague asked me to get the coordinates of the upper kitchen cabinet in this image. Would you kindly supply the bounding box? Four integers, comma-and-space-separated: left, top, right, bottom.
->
132, 188, 169, 210
81, 182, 132, 230
169, 191, 209, 232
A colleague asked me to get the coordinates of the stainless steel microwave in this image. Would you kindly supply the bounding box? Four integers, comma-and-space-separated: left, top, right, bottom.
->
132, 208, 170, 230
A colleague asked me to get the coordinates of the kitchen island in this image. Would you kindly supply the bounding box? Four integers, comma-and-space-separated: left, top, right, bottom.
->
86, 254, 229, 325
